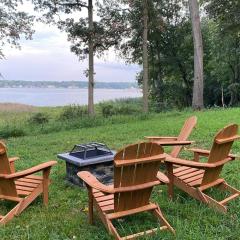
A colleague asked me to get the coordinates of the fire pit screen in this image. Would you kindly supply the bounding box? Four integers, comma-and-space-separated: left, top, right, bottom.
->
57, 142, 115, 187
69, 143, 112, 161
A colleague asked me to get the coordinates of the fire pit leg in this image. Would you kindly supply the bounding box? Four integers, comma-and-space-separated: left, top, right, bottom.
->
87, 186, 93, 224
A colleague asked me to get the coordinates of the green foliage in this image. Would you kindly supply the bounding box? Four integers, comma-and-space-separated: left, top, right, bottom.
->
99, 98, 142, 117
0, 125, 26, 138
100, 103, 115, 117
203, 18, 240, 107
205, 0, 240, 32
28, 112, 50, 125
115, 105, 139, 115
28, 0, 239, 110
99, 0, 194, 109
31, 0, 123, 60
0, 99, 146, 138
0, 0, 34, 58
59, 105, 88, 121
98, 0, 240, 109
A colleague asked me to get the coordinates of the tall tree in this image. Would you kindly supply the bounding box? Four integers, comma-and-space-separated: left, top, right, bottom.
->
98, 0, 194, 110
88, 0, 94, 115
205, 0, 240, 32
189, 0, 204, 110
31, 0, 122, 116
142, 0, 149, 113
204, 0, 240, 106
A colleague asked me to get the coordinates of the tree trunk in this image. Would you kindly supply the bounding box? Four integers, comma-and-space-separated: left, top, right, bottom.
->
221, 86, 225, 108
189, 0, 204, 110
142, 0, 149, 113
88, 0, 94, 116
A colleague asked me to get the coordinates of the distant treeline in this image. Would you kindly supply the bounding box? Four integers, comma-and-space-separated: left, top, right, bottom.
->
0, 80, 137, 89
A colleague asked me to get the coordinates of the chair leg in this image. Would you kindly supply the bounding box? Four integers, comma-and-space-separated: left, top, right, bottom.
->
87, 186, 94, 225
43, 168, 51, 206
166, 162, 174, 199
203, 194, 227, 213
107, 219, 121, 240
15, 185, 43, 216
153, 206, 175, 234
0, 202, 22, 225
218, 181, 240, 194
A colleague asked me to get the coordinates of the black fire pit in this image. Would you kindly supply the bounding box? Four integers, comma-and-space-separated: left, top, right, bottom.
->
57, 142, 115, 187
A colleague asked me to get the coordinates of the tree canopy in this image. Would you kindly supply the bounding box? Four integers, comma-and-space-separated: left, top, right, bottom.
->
98, 0, 240, 109
0, 0, 34, 59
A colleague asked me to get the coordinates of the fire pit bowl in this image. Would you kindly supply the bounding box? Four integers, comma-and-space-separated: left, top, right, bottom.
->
57, 142, 115, 187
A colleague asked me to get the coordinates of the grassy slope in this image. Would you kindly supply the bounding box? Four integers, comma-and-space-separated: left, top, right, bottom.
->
1, 108, 240, 239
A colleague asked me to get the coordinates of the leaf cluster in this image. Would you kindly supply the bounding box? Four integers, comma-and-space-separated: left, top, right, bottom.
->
0, 0, 34, 58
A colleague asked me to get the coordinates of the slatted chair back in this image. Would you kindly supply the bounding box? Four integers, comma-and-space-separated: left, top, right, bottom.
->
114, 142, 164, 212
171, 116, 197, 158
201, 124, 239, 186
0, 142, 18, 197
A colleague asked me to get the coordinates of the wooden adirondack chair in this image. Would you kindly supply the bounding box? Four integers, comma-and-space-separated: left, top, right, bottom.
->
165, 124, 240, 213
0, 142, 57, 224
146, 116, 197, 158
78, 142, 175, 240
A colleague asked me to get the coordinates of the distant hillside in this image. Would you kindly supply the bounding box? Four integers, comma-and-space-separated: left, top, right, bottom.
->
0, 80, 138, 89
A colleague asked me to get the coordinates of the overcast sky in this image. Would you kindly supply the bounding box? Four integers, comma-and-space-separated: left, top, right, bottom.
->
0, 1, 140, 83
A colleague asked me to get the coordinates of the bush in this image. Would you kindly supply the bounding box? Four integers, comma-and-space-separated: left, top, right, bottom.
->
99, 98, 141, 117
115, 105, 140, 115
28, 112, 49, 125
59, 105, 88, 121
0, 125, 26, 138
100, 104, 115, 117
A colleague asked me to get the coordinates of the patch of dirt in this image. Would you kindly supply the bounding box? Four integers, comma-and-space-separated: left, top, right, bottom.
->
0, 103, 36, 112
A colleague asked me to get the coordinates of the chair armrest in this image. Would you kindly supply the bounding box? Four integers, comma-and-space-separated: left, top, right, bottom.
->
9, 157, 20, 163
187, 148, 210, 156
165, 156, 232, 169
188, 148, 237, 160
78, 171, 114, 194
9, 157, 20, 173
215, 135, 240, 144
157, 171, 169, 184
0, 161, 57, 179
229, 154, 239, 160
145, 136, 178, 141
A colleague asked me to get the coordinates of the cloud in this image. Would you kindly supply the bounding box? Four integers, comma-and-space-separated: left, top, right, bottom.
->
1, 1, 140, 82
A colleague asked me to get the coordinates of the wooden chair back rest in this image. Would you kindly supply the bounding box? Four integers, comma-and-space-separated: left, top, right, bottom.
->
0, 142, 18, 197
171, 116, 197, 158
201, 124, 239, 186
114, 142, 164, 212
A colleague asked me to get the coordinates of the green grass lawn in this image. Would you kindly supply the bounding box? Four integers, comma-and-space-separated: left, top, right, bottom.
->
1, 108, 240, 239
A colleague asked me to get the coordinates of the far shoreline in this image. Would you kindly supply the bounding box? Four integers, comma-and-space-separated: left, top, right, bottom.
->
0, 80, 138, 90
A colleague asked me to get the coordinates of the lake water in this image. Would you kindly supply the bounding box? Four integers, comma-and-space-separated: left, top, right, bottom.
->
0, 87, 142, 107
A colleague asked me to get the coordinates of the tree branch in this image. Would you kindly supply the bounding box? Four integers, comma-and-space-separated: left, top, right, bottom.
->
59, 2, 88, 9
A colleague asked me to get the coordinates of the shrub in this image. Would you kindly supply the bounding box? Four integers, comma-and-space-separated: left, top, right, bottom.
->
28, 112, 49, 125
100, 99, 141, 117
115, 105, 140, 115
59, 105, 88, 121
0, 125, 26, 138
100, 104, 115, 117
